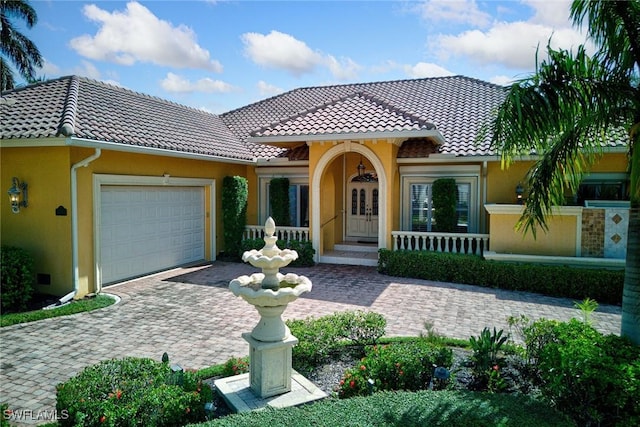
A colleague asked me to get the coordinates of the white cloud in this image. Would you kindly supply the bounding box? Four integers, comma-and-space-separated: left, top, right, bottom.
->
413, 0, 492, 27
241, 30, 360, 80
160, 72, 234, 94
325, 55, 361, 80
523, 0, 573, 28
404, 62, 454, 78
435, 21, 588, 69
257, 80, 284, 96
38, 58, 60, 76
73, 60, 102, 79
241, 30, 323, 76
70, 2, 222, 72
489, 75, 516, 86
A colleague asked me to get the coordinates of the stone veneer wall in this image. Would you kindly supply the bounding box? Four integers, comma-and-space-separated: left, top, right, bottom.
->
581, 208, 605, 257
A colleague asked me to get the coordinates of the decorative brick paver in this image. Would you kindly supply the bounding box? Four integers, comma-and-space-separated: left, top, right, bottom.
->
0, 262, 621, 425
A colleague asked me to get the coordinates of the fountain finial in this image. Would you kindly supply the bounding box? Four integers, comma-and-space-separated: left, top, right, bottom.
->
265, 216, 276, 237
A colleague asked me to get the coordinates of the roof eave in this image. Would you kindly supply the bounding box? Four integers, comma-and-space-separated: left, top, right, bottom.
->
66, 137, 256, 164
248, 129, 446, 145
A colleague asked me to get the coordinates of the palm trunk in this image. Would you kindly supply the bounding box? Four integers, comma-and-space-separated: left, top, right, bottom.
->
621, 207, 640, 344
621, 125, 640, 344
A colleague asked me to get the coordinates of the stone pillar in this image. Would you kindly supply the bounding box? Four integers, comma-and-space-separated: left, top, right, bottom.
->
242, 332, 298, 398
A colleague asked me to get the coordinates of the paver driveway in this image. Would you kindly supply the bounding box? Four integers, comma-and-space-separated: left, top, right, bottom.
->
0, 261, 622, 424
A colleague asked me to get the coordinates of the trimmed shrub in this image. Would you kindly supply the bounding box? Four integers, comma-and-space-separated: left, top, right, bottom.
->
202, 389, 573, 427
378, 249, 624, 304
269, 178, 291, 226
56, 357, 212, 427
337, 340, 453, 398
432, 178, 457, 232
221, 176, 248, 260
530, 319, 640, 426
241, 238, 315, 267
286, 311, 386, 373
0, 246, 34, 313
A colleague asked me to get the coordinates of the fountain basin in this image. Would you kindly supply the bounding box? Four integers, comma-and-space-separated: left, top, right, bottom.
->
230, 272, 312, 341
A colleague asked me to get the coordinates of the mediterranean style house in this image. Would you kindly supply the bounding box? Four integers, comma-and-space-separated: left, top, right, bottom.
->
1, 75, 630, 300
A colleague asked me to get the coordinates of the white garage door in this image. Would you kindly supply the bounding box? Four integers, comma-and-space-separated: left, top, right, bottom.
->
100, 185, 205, 284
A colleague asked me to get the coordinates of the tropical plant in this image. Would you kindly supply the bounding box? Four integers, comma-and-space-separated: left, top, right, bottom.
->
486, 0, 640, 344
1, 0, 43, 91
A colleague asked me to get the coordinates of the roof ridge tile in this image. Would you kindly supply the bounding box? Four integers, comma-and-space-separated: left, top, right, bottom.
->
57, 76, 79, 137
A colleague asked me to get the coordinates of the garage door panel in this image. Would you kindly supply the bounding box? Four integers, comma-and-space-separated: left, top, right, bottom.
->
100, 186, 205, 285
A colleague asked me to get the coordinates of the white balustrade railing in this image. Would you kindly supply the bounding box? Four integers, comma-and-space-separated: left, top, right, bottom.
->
244, 225, 310, 243
391, 231, 489, 256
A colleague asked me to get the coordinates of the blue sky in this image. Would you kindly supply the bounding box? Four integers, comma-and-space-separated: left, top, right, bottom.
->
20, 0, 591, 113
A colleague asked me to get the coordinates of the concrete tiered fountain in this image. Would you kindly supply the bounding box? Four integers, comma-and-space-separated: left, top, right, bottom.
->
214, 217, 326, 413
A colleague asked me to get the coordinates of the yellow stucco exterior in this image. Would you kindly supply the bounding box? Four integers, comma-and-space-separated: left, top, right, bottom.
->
2, 142, 249, 297
1, 135, 629, 299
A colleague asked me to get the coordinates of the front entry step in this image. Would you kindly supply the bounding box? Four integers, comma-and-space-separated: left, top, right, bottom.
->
320, 243, 379, 267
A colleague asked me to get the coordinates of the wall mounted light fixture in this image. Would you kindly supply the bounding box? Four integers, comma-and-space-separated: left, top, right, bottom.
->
8, 177, 28, 213
515, 182, 524, 205
357, 156, 366, 177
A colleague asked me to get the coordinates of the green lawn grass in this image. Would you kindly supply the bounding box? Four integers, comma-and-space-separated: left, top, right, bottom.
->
0, 294, 116, 327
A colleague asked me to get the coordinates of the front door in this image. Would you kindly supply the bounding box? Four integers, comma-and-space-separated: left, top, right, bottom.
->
347, 180, 378, 239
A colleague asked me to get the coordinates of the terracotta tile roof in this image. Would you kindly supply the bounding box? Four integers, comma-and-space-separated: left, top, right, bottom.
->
1, 76, 253, 161
252, 92, 436, 139
221, 75, 509, 158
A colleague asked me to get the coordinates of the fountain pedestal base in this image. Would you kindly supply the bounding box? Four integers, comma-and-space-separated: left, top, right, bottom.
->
243, 332, 298, 398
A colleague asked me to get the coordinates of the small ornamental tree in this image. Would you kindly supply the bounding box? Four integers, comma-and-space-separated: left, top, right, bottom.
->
269, 178, 291, 226
222, 176, 248, 259
432, 178, 458, 232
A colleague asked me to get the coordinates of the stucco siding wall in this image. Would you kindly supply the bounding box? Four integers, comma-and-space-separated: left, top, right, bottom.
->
487, 212, 578, 257
1, 146, 73, 296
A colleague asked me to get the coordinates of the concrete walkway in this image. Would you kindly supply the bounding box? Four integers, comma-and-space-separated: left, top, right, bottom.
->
0, 262, 622, 424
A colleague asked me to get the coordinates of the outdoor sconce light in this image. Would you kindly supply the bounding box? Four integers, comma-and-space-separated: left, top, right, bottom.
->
8, 177, 28, 214
515, 182, 524, 205
357, 157, 366, 177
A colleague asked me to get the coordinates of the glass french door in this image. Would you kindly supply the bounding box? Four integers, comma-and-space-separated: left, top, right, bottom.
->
347, 182, 379, 238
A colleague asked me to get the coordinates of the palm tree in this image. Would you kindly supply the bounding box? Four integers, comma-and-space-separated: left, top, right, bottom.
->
487, 0, 640, 344
1, 0, 42, 91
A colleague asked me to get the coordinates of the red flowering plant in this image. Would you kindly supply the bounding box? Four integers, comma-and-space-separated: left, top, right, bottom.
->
469, 327, 508, 392
56, 357, 213, 427
222, 356, 249, 377
336, 341, 452, 398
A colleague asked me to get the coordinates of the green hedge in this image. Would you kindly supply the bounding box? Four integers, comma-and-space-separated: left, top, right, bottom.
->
521, 319, 640, 426
378, 249, 624, 305
432, 178, 457, 232
0, 246, 35, 313
241, 238, 315, 267
221, 176, 248, 260
202, 389, 573, 427
269, 178, 291, 226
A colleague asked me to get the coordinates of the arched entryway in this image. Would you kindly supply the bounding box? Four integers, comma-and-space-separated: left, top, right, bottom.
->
311, 143, 388, 262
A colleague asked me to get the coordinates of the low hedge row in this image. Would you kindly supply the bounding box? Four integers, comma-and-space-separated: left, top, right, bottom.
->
378, 249, 624, 305
202, 389, 573, 427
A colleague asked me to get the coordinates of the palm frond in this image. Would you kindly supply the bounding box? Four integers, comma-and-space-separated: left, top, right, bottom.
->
488, 45, 636, 233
